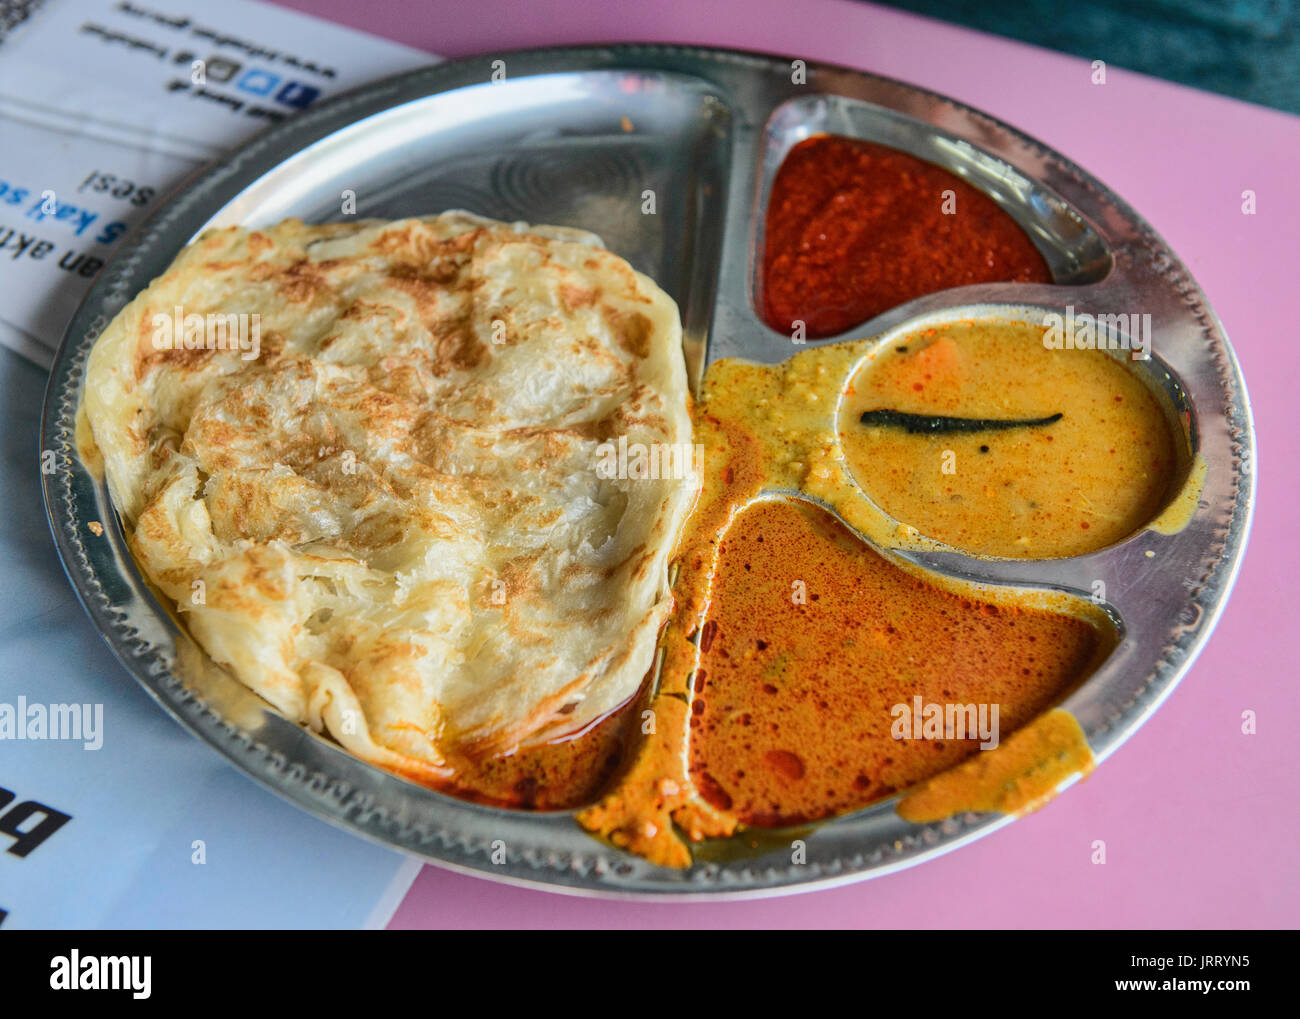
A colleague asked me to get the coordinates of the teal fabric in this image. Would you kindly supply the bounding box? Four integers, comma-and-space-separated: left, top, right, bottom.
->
875, 0, 1300, 114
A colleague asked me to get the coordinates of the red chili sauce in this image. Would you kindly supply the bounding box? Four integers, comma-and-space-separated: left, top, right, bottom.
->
761, 135, 1052, 338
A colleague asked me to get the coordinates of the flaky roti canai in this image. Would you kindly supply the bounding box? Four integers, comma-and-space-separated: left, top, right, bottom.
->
83, 211, 697, 785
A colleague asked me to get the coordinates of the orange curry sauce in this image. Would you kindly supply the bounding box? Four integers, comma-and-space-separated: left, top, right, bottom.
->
689, 497, 1104, 828
579, 347, 1118, 867
761, 135, 1051, 337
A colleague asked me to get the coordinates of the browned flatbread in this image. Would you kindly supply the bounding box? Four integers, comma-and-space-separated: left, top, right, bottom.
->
83, 211, 697, 783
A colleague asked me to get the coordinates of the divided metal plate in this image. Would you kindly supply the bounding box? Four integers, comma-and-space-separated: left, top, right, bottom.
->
41, 44, 1254, 898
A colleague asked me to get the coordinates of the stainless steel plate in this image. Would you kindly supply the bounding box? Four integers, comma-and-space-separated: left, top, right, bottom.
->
42, 44, 1255, 898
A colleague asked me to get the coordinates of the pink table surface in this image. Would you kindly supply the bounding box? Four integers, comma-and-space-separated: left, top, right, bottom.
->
272, 0, 1299, 928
